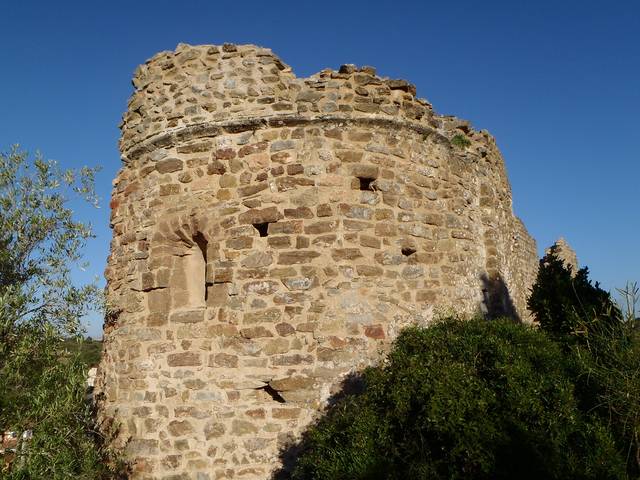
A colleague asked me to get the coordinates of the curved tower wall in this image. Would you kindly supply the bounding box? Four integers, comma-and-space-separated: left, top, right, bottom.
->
97, 43, 538, 479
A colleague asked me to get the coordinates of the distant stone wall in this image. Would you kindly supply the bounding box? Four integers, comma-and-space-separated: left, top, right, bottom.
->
546, 237, 579, 274
96, 43, 538, 479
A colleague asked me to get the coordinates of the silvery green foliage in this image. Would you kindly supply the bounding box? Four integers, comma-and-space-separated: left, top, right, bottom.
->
0, 146, 125, 478
0, 145, 100, 342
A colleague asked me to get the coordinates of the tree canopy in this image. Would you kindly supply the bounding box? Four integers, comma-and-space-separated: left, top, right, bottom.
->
0, 146, 124, 478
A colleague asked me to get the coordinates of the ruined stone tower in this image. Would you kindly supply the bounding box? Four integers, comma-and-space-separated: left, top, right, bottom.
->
97, 43, 538, 479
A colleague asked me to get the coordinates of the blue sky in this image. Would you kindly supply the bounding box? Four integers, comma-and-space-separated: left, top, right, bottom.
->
1, 0, 638, 337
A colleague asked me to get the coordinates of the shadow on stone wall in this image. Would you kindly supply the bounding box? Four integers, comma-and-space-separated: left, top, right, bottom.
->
272, 372, 365, 480
480, 273, 520, 322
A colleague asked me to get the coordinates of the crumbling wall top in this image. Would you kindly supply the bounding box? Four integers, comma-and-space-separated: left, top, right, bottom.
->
119, 43, 494, 161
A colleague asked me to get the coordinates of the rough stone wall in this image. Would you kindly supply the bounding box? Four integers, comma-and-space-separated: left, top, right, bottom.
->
96, 43, 538, 479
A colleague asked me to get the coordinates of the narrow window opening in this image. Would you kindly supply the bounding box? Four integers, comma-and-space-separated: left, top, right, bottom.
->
253, 222, 270, 237
256, 384, 286, 403
401, 247, 417, 257
358, 177, 374, 191
193, 232, 208, 301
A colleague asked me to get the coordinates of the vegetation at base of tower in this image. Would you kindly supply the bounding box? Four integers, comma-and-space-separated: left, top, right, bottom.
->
287, 318, 626, 480
451, 133, 471, 148
286, 256, 639, 480
0, 146, 126, 478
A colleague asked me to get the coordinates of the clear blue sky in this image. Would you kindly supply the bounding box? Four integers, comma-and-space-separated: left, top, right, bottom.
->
1, 1, 638, 338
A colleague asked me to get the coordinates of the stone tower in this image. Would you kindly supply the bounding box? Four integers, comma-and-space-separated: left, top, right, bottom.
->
97, 43, 538, 479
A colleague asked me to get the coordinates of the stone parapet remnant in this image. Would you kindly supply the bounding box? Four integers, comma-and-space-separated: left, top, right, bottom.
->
546, 237, 579, 274
96, 43, 538, 479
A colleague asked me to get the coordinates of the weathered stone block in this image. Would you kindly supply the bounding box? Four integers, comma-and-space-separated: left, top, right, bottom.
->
243, 308, 282, 324
271, 408, 302, 419
241, 251, 273, 268
238, 207, 281, 225
126, 438, 159, 456
225, 236, 253, 249
204, 421, 226, 440
339, 204, 373, 219
364, 324, 386, 339
331, 248, 363, 261
284, 206, 314, 218
238, 182, 269, 197
360, 235, 381, 249
238, 141, 268, 157
168, 420, 194, 437
231, 419, 258, 435
375, 222, 397, 236
356, 265, 383, 277
169, 310, 204, 323
207, 160, 226, 175
167, 352, 201, 367
267, 236, 291, 248
262, 338, 290, 355
304, 220, 338, 235
242, 280, 279, 295
156, 158, 184, 173
240, 326, 274, 339
270, 375, 314, 392
214, 147, 236, 160
275, 322, 295, 336
336, 150, 363, 163
316, 204, 332, 216
268, 220, 303, 234
148, 289, 170, 313
209, 353, 238, 368
278, 251, 321, 265
271, 353, 313, 366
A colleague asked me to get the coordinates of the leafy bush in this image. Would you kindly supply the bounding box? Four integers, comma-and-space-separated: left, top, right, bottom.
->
288, 318, 626, 480
573, 315, 640, 477
451, 134, 471, 148
2, 347, 125, 479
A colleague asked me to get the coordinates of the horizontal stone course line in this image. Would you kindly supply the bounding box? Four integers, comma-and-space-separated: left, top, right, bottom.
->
122, 114, 447, 162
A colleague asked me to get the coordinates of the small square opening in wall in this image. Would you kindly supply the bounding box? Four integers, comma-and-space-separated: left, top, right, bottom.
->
253, 222, 270, 237
402, 247, 417, 257
358, 177, 374, 191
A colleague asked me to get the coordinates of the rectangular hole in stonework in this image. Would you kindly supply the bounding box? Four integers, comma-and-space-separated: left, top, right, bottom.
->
253, 222, 270, 237
193, 232, 208, 301
358, 177, 374, 191
402, 247, 417, 257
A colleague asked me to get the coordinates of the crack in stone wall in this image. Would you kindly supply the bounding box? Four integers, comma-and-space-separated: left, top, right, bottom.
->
96, 43, 538, 479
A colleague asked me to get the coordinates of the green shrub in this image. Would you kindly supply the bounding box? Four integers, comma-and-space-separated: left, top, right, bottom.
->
529, 252, 640, 476
451, 134, 471, 148
3, 348, 126, 479
573, 318, 640, 477
527, 248, 620, 339
288, 318, 626, 480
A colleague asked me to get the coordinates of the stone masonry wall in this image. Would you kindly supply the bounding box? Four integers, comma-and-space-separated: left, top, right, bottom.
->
96, 43, 538, 480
